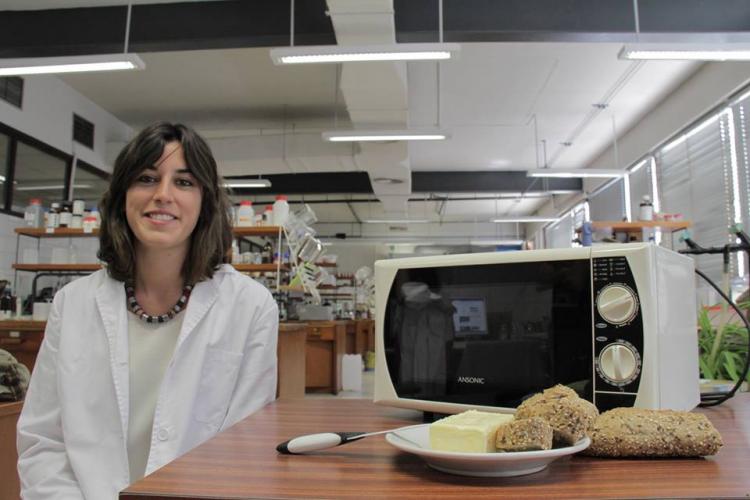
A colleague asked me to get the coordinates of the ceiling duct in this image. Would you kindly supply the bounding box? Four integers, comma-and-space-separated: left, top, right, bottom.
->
326, 0, 413, 214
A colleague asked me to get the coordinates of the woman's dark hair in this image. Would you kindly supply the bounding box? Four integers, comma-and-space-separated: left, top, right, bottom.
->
98, 122, 232, 284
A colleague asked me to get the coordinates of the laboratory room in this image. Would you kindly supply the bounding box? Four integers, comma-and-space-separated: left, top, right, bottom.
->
0, 1, 749, 499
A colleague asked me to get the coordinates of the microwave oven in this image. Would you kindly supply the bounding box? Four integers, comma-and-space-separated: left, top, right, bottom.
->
373, 243, 699, 414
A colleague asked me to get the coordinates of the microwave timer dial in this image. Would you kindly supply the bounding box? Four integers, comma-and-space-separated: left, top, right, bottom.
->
596, 284, 638, 325
597, 341, 641, 387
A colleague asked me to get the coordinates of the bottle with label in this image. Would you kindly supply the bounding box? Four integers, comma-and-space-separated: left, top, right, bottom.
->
82, 216, 97, 233
237, 201, 255, 227
71, 214, 83, 229
24, 198, 44, 228
47, 203, 61, 229
273, 195, 289, 227
263, 205, 274, 226
278, 297, 288, 321
72, 199, 85, 216
0, 289, 12, 319
639, 195, 654, 221
262, 241, 274, 264
639, 195, 655, 243
59, 202, 73, 228
90, 207, 101, 228
231, 240, 240, 264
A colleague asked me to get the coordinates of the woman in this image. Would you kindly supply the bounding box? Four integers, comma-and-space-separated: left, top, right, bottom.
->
17, 122, 278, 499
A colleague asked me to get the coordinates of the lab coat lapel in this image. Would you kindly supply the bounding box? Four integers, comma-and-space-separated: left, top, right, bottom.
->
177, 274, 219, 348
95, 275, 130, 439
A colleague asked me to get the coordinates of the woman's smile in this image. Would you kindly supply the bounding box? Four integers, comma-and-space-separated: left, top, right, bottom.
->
144, 210, 179, 225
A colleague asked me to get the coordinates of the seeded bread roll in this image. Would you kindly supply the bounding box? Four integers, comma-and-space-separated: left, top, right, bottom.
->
495, 417, 553, 452
515, 384, 599, 446
585, 408, 723, 457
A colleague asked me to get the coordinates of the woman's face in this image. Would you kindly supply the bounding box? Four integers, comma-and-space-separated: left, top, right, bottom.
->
125, 141, 202, 255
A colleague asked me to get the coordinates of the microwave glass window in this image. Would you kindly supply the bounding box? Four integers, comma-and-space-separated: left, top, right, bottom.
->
383, 259, 593, 408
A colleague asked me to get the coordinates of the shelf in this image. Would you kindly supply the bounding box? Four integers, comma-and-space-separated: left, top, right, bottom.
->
14, 263, 290, 273
232, 226, 282, 237
586, 221, 692, 233
0, 320, 46, 332
280, 286, 353, 297
15, 227, 99, 238
13, 263, 102, 272
233, 263, 289, 272
315, 262, 338, 268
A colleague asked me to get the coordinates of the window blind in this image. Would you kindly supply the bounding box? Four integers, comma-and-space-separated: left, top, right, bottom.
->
628, 159, 653, 219
732, 95, 750, 243
588, 178, 625, 222
655, 113, 735, 284
544, 213, 573, 248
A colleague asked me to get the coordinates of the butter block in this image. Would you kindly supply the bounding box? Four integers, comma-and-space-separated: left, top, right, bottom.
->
429, 410, 514, 453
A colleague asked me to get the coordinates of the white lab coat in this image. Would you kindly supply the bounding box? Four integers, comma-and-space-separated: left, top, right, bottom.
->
17, 264, 278, 500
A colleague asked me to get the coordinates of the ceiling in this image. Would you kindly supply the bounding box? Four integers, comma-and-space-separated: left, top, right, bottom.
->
3, 0, 741, 244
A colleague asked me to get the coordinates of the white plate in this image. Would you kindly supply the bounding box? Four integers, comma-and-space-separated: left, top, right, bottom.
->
385, 424, 590, 477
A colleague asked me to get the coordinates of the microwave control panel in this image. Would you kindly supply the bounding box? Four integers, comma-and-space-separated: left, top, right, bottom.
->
592, 256, 643, 410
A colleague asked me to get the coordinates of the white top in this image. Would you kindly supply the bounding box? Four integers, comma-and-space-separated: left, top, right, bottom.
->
17, 265, 279, 500
127, 311, 184, 483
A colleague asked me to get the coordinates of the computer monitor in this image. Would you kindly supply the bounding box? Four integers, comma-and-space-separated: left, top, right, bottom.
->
451, 298, 488, 337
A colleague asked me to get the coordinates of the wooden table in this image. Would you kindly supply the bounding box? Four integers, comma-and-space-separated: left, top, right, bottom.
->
276, 323, 307, 399
0, 401, 23, 500
302, 320, 346, 394
356, 318, 374, 353
121, 395, 750, 499
0, 321, 47, 373
0, 322, 308, 399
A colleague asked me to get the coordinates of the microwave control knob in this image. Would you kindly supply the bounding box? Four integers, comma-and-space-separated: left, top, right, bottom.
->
598, 342, 640, 386
596, 284, 638, 325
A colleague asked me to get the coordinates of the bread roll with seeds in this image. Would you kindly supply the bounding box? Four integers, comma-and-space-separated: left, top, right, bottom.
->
585, 408, 722, 457
515, 384, 599, 446
495, 417, 553, 452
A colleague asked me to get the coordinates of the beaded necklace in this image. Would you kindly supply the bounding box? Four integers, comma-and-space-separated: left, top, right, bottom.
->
125, 282, 193, 323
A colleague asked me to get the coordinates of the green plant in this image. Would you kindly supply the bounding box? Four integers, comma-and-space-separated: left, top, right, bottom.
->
698, 301, 749, 383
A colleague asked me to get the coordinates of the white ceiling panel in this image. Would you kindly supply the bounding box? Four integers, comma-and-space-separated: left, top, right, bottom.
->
61, 48, 346, 126
409, 42, 699, 171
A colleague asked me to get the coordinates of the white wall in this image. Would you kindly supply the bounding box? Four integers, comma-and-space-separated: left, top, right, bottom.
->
0, 75, 133, 173
322, 243, 389, 274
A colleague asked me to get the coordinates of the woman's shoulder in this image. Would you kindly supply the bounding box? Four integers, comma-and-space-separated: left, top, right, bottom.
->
56, 268, 113, 297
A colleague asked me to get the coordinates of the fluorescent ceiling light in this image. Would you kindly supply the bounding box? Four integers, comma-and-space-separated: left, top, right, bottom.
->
270, 43, 460, 65
224, 179, 272, 189
0, 53, 145, 76
469, 239, 525, 246
491, 216, 560, 223
619, 44, 750, 61
16, 184, 92, 191
372, 177, 404, 184
322, 130, 449, 142
527, 168, 625, 179
364, 219, 430, 224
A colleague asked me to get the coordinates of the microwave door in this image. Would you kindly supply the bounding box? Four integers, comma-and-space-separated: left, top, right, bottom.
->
383, 259, 594, 409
